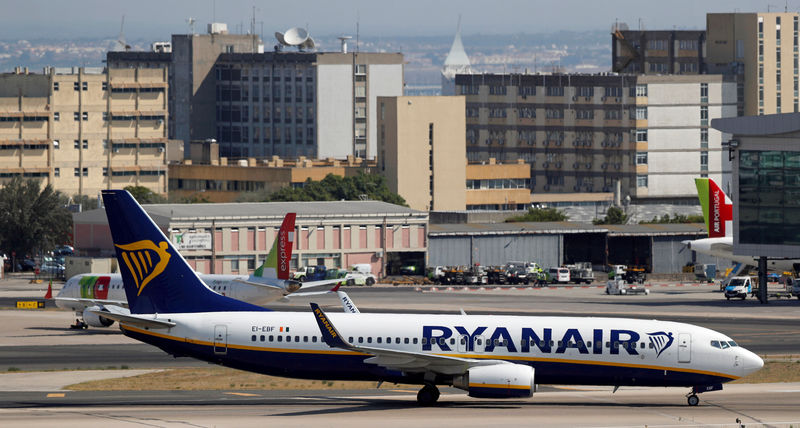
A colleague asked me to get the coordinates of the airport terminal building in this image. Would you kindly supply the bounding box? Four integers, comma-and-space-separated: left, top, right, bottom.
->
72, 200, 428, 277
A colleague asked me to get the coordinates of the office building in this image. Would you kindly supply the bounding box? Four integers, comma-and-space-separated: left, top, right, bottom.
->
706, 12, 800, 116
612, 28, 706, 75
0, 66, 180, 198
455, 73, 737, 202
109, 24, 404, 160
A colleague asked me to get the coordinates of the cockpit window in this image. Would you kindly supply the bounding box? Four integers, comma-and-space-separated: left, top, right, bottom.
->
711, 339, 737, 349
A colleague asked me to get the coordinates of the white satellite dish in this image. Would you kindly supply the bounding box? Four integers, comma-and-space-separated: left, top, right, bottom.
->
301, 36, 315, 50
283, 27, 309, 46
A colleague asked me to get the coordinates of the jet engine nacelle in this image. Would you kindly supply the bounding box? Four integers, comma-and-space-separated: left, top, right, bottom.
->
452, 364, 535, 399
82, 306, 114, 327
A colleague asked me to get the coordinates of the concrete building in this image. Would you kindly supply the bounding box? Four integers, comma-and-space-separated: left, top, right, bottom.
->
169, 148, 374, 203
109, 25, 404, 160
706, 12, 800, 116
72, 200, 428, 277
378, 96, 466, 211
0, 66, 181, 198
455, 73, 737, 202
612, 28, 706, 75
466, 158, 531, 210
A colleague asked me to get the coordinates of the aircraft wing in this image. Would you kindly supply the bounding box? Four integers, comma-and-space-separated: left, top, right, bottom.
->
232, 278, 285, 290
295, 278, 346, 292
87, 306, 175, 329
310, 303, 506, 375
55, 296, 128, 308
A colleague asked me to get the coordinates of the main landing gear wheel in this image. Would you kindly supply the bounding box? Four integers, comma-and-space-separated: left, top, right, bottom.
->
687, 394, 699, 406
417, 383, 440, 406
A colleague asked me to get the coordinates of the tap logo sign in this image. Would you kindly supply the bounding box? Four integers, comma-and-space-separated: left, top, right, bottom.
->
115, 240, 171, 296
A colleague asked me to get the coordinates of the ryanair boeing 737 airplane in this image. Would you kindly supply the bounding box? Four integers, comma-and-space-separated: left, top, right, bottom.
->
97, 189, 763, 406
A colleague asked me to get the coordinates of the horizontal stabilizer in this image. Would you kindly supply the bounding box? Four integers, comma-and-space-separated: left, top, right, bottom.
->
55, 297, 128, 308
87, 307, 176, 329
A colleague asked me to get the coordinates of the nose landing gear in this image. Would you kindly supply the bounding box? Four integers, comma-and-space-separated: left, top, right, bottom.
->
687, 383, 723, 406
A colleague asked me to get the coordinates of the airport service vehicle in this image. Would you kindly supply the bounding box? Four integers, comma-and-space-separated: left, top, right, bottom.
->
55, 213, 343, 328
94, 189, 763, 407
504, 262, 529, 285
547, 267, 570, 284
293, 265, 330, 282
565, 262, 594, 284
606, 276, 649, 295
724, 277, 753, 300
343, 265, 377, 286
791, 279, 800, 300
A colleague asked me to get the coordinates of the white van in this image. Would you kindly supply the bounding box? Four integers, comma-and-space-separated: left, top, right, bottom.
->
547, 267, 570, 284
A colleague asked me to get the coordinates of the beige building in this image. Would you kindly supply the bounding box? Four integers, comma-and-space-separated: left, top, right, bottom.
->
378, 96, 466, 211
707, 12, 799, 116
0, 66, 181, 198
466, 158, 531, 210
169, 142, 374, 202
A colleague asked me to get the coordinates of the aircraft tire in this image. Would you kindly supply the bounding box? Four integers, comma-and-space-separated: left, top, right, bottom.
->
687, 394, 699, 406
417, 384, 440, 406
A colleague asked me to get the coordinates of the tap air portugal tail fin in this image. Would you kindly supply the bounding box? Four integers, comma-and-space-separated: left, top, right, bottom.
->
695, 178, 733, 239
252, 213, 296, 281
101, 189, 268, 315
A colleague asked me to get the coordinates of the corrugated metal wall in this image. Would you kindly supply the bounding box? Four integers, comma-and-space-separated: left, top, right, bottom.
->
429, 234, 562, 268
651, 237, 692, 273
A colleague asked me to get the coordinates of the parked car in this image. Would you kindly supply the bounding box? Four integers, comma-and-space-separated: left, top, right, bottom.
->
40, 260, 65, 278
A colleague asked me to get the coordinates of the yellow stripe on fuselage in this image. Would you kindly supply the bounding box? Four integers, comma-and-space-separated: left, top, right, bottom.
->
121, 325, 739, 380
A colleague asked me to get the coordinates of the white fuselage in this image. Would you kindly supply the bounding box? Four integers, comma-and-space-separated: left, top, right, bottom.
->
55, 273, 286, 312
120, 311, 763, 387
687, 237, 799, 272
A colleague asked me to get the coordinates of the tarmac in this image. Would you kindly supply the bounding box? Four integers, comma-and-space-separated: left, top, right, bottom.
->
2, 273, 800, 426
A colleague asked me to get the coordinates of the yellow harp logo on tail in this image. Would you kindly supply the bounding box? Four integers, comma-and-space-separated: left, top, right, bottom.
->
115, 240, 171, 296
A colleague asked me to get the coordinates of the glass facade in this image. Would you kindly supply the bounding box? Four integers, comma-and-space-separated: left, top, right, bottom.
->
739, 150, 800, 245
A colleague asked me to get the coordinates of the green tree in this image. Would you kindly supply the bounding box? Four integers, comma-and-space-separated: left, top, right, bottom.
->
593, 206, 629, 225
506, 207, 568, 222
640, 213, 705, 224
124, 186, 166, 204
237, 173, 407, 206
0, 177, 72, 259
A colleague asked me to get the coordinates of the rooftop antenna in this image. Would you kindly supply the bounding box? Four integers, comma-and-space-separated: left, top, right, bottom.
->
113, 15, 131, 52
356, 10, 360, 53
186, 17, 196, 35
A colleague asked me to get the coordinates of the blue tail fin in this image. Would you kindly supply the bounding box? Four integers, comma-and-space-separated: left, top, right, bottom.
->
101, 189, 268, 314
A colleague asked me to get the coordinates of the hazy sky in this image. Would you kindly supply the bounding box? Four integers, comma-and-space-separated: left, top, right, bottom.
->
0, 0, 792, 41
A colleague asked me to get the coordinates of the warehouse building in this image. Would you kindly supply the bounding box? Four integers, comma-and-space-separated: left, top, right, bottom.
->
428, 221, 721, 274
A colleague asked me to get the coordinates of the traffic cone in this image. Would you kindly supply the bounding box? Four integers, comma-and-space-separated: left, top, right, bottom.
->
44, 280, 52, 299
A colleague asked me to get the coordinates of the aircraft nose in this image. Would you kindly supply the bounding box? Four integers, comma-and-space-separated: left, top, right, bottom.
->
740, 349, 764, 376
